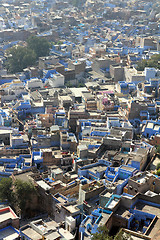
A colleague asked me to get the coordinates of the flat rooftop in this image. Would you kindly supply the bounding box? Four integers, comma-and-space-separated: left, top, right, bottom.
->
59, 228, 74, 239
14, 171, 33, 182
0, 226, 19, 240
135, 201, 160, 217
120, 165, 135, 172
36, 180, 51, 191
70, 87, 88, 98
21, 226, 42, 240
0, 207, 18, 223
65, 204, 80, 214
98, 212, 111, 226
0, 129, 12, 134
87, 165, 107, 173
45, 231, 61, 240
148, 217, 160, 240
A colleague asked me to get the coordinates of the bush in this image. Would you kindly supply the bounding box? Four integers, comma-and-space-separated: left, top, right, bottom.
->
157, 169, 160, 176
156, 145, 160, 154
156, 162, 160, 170
136, 54, 160, 71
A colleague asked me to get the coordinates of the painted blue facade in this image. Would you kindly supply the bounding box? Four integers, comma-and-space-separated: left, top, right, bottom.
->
32, 151, 43, 165
11, 134, 29, 149
0, 226, 19, 238
126, 199, 158, 233
51, 43, 72, 58
0, 114, 4, 126
79, 119, 105, 140
105, 194, 121, 209
31, 135, 51, 149
105, 165, 136, 194
79, 208, 112, 239
88, 144, 101, 150
128, 208, 155, 232
142, 120, 160, 138
17, 100, 45, 119
20, 226, 33, 240
129, 159, 141, 170
16, 101, 32, 111
54, 111, 68, 129
118, 81, 129, 95
0, 109, 12, 127
0, 155, 32, 179
78, 160, 111, 180
0, 78, 13, 85
105, 165, 136, 182
90, 130, 108, 138
117, 81, 136, 95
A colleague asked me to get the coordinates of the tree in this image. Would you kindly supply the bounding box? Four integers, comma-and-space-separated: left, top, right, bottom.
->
114, 229, 133, 240
0, 178, 15, 204
157, 169, 160, 176
6, 46, 36, 73
27, 35, 51, 59
56, 40, 63, 45
0, 177, 38, 217
65, 81, 73, 88
136, 54, 160, 71
156, 145, 160, 154
92, 226, 112, 240
156, 162, 160, 170
92, 226, 133, 240
77, 82, 85, 88
15, 179, 37, 215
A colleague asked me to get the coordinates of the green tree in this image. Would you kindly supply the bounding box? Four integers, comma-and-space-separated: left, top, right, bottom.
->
92, 226, 133, 240
114, 229, 133, 240
27, 35, 51, 59
92, 226, 112, 240
156, 145, 160, 154
15, 179, 37, 215
65, 81, 73, 88
6, 46, 36, 73
157, 169, 160, 176
0, 178, 15, 204
136, 54, 160, 71
77, 82, 85, 88
156, 162, 160, 170
56, 40, 63, 45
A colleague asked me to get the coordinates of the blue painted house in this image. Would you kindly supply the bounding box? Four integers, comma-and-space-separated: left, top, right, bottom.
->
79, 208, 112, 239
105, 165, 136, 194
78, 159, 111, 180
142, 120, 160, 138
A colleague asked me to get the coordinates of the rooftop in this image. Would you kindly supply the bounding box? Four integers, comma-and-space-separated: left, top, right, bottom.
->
21, 226, 42, 240
0, 207, 18, 223
0, 226, 19, 240
135, 201, 160, 218
36, 180, 51, 191
64, 204, 80, 214
14, 171, 33, 182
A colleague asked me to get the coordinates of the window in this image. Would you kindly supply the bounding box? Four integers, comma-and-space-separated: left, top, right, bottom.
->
134, 188, 137, 193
